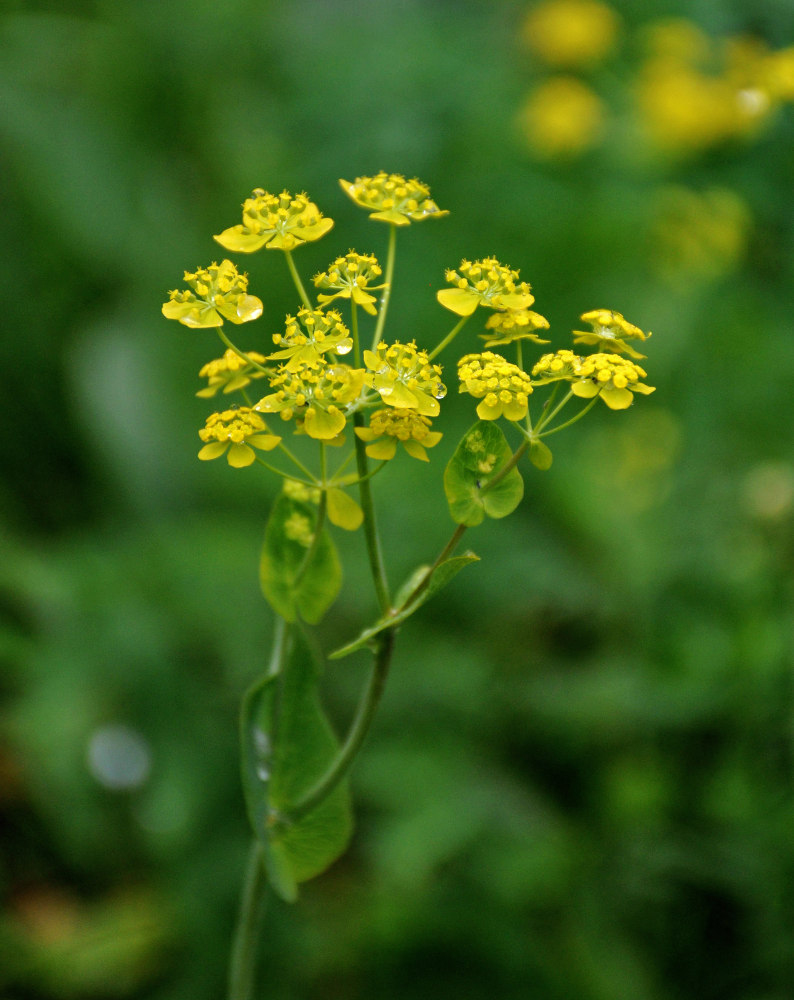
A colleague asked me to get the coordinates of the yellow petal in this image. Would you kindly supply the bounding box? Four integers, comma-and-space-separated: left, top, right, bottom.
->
475, 399, 502, 420
198, 442, 228, 461
436, 287, 480, 316
368, 210, 412, 225
365, 438, 397, 460
326, 488, 364, 530
227, 442, 256, 466
304, 406, 346, 439
402, 439, 429, 461
213, 227, 268, 253
600, 387, 633, 410
247, 433, 282, 451
572, 380, 599, 398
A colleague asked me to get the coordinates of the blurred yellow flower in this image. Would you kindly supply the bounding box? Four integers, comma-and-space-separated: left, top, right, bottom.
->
214, 189, 333, 253
516, 76, 605, 158
355, 408, 442, 462
572, 354, 654, 410
438, 258, 535, 316
521, 0, 620, 68
339, 172, 448, 226
162, 260, 263, 329
364, 341, 446, 417
198, 408, 281, 467
197, 348, 268, 398
458, 352, 533, 421
765, 46, 794, 100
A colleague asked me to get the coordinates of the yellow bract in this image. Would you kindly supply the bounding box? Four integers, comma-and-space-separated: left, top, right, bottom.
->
438, 258, 535, 317
269, 308, 353, 371
256, 361, 365, 440
198, 408, 281, 467
573, 309, 650, 359
214, 189, 334, 253
339, 172, 448, 226
197, 348, 268, 398
364, 341, 446, 417
457, 352, 533, 422
355, 408, 442, 462
314, 252, 384, 316
572, 353, 655, 409
162, 260, 263, 329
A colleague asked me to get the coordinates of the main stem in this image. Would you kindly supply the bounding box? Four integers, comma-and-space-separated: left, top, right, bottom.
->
227, 840, 269, 1000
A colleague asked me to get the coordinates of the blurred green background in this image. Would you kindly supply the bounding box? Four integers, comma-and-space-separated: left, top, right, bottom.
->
2, 0, 794, 997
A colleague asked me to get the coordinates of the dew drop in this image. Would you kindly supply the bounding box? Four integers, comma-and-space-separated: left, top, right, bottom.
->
434, 382, 447, 399
256, 764, 270, 782
379, 385, 394, 397
336, 343, 352, 355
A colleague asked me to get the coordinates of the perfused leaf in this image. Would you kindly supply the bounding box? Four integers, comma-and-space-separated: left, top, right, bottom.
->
326, 488, 364, 531
443, 421, 524, 526
260, 496, 342, 624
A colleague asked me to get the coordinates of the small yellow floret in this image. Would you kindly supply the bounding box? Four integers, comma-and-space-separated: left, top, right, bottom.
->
355, 408, 442, 462
162, 260, 263, 329
364, 341, 446, 417
573, 309, 650, 359
197, 348, 268, 397
458, 352, 533, 421
522, 0, 620, 68
214, 188, 333, 253
438, 258, 535, 317
198, 407, 281, 467
572, 354, 655, 409
314, 251, 384, 316
339, 172, 448, 226
269, 307, 352, 370
256, 361, 365, 440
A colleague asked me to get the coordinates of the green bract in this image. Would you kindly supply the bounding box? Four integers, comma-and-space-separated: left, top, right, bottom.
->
444, 421, 524, 526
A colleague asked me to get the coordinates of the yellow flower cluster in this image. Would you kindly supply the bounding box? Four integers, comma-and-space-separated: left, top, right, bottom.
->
572, 353, 655, 410
256, 362, 365, 441
339, 172, 448, 226
531, 349, 582, 384
197, 348, 268, 398
364, 341, 446, 417
573, 309, 650, 359
269, 308, 352, 370
355, 409, 442, 463
482, 307, 550, 347
314, 252, 383, 316
438, 258, 535, 317
198, 407, 281, 467
214, 189, 334, 253
162, 260, 263, 329
457, 352, 534, 421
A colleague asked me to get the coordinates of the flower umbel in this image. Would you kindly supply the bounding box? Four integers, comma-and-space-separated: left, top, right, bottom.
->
256, 362, 365, 440
214, 189, 334, 253
198, 407, 281, 467
339, 172, 448, 226
162, 260, 263, 329
531, 349, 582, 384
355, 408, 442, 462
573, 309, 650, 358
572, 353, 655, 409
197, 348, 268, 398
481, 307, 551, 347
458, 352, 534, 421
314, 252, 384, 316
437, 258, 535, 317
269, 308, 353, 370
364, 341, 446, 417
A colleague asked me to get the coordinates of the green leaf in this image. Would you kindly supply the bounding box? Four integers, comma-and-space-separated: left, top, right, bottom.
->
260, 495, 342, 624
330, 552, 479, 659
443, 421, 524, 525
529, 438, 553, 470
241, 629, 353, 902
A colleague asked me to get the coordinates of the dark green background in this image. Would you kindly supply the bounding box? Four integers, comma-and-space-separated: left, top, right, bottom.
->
2, 1, 794, 997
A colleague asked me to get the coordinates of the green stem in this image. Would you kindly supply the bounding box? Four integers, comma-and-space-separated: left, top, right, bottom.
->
227, 840, 268, 1000
353, 412, 391, 613
428, 316, 469, 361
285, 250, 313, 310
292, 485, 327, 589
278, 629, 395, 826
217, 328, 270, 375
276, 442, 318, 483
253, 455, 314, 486
481, 440, 528, 494
538, 393, 601, 437
351, 301, 362, 368
535, 387, 573, 433
396, 522, 468, 612
371, 224, 397, 350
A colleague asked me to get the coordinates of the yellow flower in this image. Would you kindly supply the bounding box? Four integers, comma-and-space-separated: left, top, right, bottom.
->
363, 341, 446, 417
162, 260, 263, 328
197, 348, 268, 398
572, 353, 655, 409
314, 252, 384, 316
355, 408, 442, 462
269, 307, 353, 371
765, 46, 794, 101
339, 172, 448, 226
516, 76, 604, 159
214, 189, 333, 253
531, 349, 582, 384
573, 309, 650, 359
521, 0, 620, 68
256, 361, 365, 440
457, 352, 533, 421
481, 307, 550, 347
437, 258, 535, 317
198, 407, 281, 467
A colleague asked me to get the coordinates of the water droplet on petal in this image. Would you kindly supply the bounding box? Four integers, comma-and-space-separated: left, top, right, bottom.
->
434, 382, 447, 399
379, 385, 394, 397
336, 343, 352, 355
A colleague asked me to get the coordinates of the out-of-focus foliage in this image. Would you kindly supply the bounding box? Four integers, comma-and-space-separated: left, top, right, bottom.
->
2, 1, 794, 998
